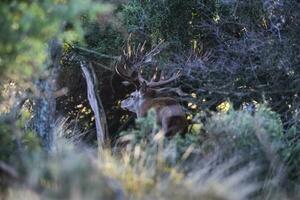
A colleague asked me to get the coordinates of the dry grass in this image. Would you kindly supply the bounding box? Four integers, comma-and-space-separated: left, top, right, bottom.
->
2, 109, 299, 200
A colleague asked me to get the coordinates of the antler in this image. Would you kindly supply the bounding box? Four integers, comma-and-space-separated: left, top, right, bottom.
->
115, 37, 146, 86
138, 68, 181, 88
115, 61, 138, 82
115, 35, 167, 87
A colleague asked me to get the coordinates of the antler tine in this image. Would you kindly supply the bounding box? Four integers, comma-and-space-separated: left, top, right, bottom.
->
150, 66, 159, 82
147, 70, 181, 88
115, 52, 140, 84
160, 69, 165, 80
137, 40, 165, 66
137, 66, 159, 86
137, 69, 149, 84
134, 44, 138, 60
115, 64, 129, 80
140, 41, 146, 54
117, 38, 170, 88
146, 40, 165, 57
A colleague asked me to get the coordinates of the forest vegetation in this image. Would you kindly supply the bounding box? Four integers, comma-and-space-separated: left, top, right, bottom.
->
0, 0, 299, 199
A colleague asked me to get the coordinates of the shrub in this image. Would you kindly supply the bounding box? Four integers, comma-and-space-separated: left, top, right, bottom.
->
204, 104, 300, 185
205, 105, 283, 152
122, 0, 202, 48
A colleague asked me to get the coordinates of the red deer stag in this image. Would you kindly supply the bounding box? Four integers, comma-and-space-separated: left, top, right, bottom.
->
116, 43, 188, 137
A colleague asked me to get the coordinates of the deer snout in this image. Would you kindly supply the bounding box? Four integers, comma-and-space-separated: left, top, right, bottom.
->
120, 99, 136, 113
120, 100, 128, 110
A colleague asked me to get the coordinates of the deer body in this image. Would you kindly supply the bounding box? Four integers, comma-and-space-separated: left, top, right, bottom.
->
116, 41, 188, 136
120, 83, 188, 137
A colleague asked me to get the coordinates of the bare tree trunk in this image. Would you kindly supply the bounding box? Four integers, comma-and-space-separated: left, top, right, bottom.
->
32, 39, 62, 152
80, 59, 109, 151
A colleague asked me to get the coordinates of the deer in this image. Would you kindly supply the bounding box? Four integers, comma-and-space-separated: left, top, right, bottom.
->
115, 41, 188, 137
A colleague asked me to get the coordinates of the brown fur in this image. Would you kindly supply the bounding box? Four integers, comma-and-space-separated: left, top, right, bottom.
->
119, 75, 188, 137
137, 96, 188, 136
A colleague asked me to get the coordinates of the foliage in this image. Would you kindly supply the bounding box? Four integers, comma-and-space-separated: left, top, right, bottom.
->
0, 111, 40, 164
0, 122, 18, 162
161, 0, 300, 131
122, 0, 199, 48
119, 105, 300, 183
205, 105, 283, 152
58, 0, 300, 144
0, 0, 112, 80
57, 11, 127, 140
283, 118, 300, 181
2, 107, 300, 199
0, 0, 300, 199
22, 146, 119, 199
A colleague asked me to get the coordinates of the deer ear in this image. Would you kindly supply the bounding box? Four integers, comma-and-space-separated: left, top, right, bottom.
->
140, 81, 147, 94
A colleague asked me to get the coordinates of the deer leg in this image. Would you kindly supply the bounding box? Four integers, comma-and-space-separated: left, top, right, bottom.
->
162, 116, 178, 137
162, 116, 187, 137
161, 116, 169, 136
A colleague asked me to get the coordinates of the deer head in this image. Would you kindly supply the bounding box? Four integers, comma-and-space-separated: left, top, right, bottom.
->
119, 68, 182, 113
116, 41, 188, 136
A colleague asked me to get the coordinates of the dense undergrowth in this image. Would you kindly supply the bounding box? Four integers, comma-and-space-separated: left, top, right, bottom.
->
1, 105, 299, 199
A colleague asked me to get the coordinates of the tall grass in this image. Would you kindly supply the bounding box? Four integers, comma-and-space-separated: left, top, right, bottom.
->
1, 106, 299, 200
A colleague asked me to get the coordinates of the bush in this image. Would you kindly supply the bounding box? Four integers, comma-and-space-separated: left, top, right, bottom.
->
1, 105, 299, 199
122, 0, 201, 48
205, 105, 283, 153
204, 104, 300, 185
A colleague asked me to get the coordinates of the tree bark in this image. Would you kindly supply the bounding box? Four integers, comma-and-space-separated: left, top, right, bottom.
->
32, 39, 62, 152
80, 59, 109, 151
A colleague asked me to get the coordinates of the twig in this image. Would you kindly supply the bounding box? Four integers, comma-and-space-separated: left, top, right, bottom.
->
91, 61, 114, 72
67, 43, 120, 60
